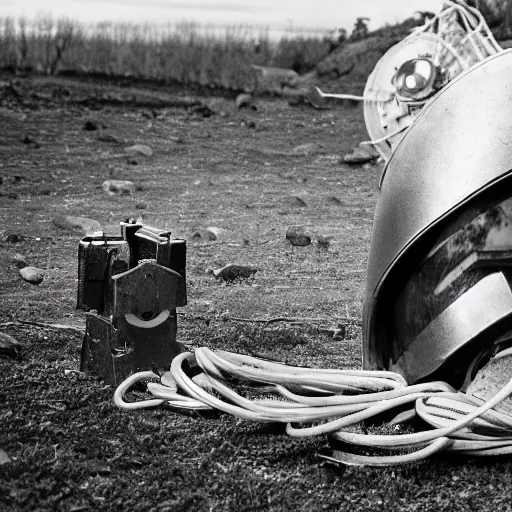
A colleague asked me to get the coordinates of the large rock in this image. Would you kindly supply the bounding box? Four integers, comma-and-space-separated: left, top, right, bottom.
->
19, 266, 44, 285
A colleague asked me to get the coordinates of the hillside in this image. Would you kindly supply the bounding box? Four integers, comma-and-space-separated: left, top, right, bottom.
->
299, 5, 512, 94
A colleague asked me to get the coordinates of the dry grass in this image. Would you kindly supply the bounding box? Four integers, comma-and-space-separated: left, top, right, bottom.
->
0, 16, 334, 91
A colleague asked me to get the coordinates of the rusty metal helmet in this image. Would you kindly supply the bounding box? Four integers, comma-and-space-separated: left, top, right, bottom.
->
363, 49, 512, 387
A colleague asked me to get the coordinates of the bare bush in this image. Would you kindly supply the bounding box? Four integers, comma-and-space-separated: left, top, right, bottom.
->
49, 19, 75, 75
0, 17, 17, 69
0, 16, 333, 90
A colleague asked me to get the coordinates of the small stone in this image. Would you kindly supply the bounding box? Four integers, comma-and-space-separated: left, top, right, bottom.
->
22, 135, 40, 148
102, 180, 135, 196
213, 264, 257, 281
0, 332, 21, 359
206, 227, 225, 239
358, 141, 380, 158
317, 235, 331, 249
343, 145, 378, 165
191, 104, 214, 117
286, 226, 311, 247
0, 449, 11, 466
83, 120, 98, 131
332, 324, 347, 340
287, 196, 307, 208
11, 253, 28, 269
247, 120, 256, 129
128, 159, 138, 165
1, 233, 30, 243
293, 142, 322, 156
314, 154, 342, 165
135, 202, 147, 210
327, 196, 343, 205
53, 215, 102, 234
0, 191, 19, 199
190, 229, 217, 241
19, 266, 44, 285
235, 93, 254, 109
303, 85, 327, 109
125, 144, 153, 157
288, 96, 303, 107
97, 132, 121, 144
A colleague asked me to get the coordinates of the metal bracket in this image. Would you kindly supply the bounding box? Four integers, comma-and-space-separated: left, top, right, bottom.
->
78, 221, 187, 385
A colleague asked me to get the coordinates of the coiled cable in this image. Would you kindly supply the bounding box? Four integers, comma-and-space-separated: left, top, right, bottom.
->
114, 347, 512, 466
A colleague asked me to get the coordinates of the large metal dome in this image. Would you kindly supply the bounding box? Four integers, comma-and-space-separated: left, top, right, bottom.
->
363, 50, 512, 384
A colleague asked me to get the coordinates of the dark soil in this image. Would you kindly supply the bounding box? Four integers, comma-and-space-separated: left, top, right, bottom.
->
1, 74, 511, 512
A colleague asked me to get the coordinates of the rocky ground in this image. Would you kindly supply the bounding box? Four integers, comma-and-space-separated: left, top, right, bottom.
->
1, 74, 511, 512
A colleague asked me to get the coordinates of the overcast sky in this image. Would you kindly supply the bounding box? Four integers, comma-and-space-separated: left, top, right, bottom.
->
0, 0, 445, 32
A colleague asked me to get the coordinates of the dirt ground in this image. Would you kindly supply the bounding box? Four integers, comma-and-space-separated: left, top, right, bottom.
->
1, 75, 512, 512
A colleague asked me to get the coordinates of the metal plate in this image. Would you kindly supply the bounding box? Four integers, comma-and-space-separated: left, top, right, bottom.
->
390, 272, 512, 383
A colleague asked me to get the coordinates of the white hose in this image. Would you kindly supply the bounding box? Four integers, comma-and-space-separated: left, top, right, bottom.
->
113, 348, 512, 466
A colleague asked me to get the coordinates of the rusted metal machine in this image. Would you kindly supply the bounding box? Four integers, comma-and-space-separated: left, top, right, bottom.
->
77, 220, 187, 385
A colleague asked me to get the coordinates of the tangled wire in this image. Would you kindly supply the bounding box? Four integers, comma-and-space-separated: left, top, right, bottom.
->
114, 347, 512, 466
